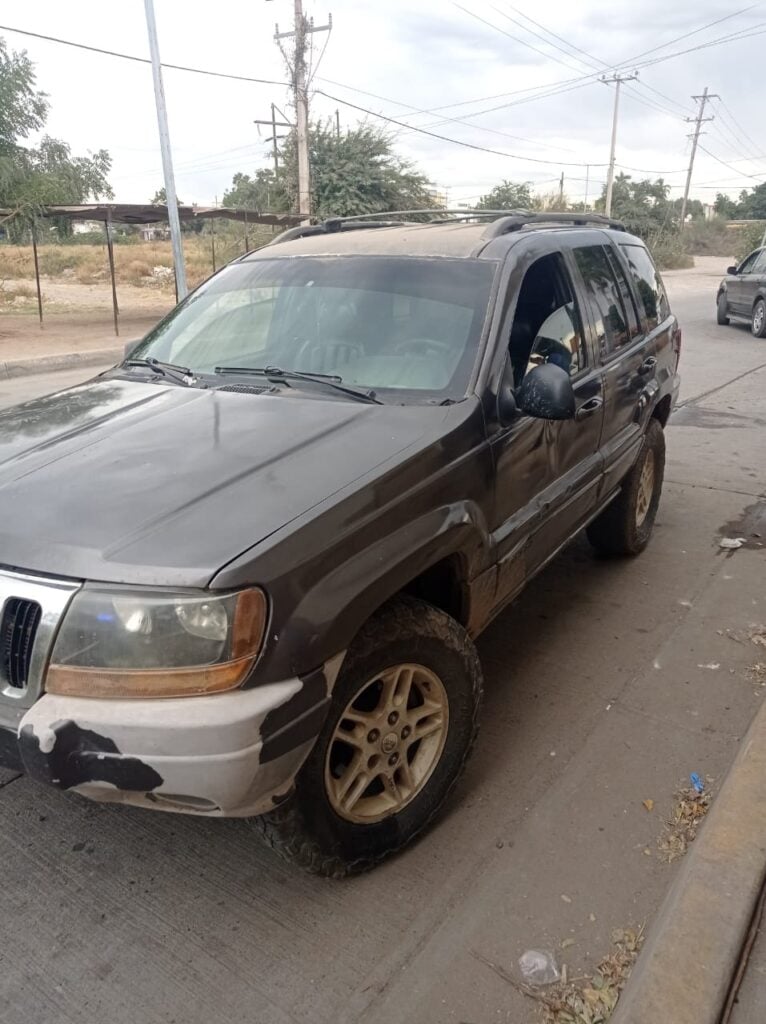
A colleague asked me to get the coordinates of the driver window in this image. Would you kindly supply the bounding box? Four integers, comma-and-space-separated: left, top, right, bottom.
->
508, 252, 586, 387
738, 250, 761, 274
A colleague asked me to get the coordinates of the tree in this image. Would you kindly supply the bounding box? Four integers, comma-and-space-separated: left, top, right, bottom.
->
0, 36, 113, 237
714, 192, 739, 219
151, 186, 185, 206
595, 173, 675, 237
222, 169, 287, 212
225, 119, 436, 218
737, 182, 766, 220
475, 180, 533, 210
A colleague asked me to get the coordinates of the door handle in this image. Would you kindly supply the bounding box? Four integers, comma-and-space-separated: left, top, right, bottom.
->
575, 396, 603, 421
639, 356, 657, 374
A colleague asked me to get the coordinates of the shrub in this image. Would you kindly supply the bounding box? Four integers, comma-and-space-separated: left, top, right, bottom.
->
646, 233, 694, 270
734, 222, 766, 263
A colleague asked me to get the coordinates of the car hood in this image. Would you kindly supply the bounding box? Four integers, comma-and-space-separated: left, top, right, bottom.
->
0, 377, 434, 587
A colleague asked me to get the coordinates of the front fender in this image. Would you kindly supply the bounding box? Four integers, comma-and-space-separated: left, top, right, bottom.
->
256, 502, 490, 682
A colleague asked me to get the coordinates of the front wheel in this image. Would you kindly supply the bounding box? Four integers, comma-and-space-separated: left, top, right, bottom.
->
254, 596, 483, 876
752, 299, 766, 338
717, 292, 730, 326
587, 418, 666, 556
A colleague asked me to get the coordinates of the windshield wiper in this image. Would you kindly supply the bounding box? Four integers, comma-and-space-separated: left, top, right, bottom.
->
124, 357, 195, 386
214, 365, 382, 405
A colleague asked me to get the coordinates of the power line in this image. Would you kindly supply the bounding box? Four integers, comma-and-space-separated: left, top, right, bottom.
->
697, 143, 766, 180
314, 88, 607, 167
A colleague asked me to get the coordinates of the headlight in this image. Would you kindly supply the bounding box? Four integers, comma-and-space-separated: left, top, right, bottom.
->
46, 587, 267, 699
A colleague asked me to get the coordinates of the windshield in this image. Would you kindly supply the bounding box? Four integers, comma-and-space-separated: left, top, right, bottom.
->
129, 255, 496, 399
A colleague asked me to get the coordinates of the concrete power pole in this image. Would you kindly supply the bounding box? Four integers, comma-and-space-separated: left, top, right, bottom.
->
602, 72, 638, 218
275, 2, 331, 223
144, 0, 187, 299
680, 87, 718, 228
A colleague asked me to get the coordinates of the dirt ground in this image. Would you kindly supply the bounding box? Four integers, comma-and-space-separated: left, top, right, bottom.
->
0, 277, 173, 358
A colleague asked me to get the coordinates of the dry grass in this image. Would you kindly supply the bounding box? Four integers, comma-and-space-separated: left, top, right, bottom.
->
657, 785, 712, 863
0, 229, 275, 291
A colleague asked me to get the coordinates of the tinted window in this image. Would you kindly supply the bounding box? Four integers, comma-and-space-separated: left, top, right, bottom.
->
620, 243, 668, 330
606, 247, 641, 341
738, 249, 762, 274
573, 245, 630, 358
133, 256, 496, 399
751, 250, 766, 274
507, 252, 587, 386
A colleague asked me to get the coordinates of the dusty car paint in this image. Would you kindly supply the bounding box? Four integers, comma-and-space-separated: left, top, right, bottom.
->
0, 219, 679, 818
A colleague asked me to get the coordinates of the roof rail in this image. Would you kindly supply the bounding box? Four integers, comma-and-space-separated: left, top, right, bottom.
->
480, 211, 626, 240
268, 217, 407, 245
266, 209, 627, 246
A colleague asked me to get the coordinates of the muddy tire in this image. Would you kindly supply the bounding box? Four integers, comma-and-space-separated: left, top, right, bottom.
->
751, 298, 766, 338
587, 418, 666, 557
717, 292, 730, 326
254, 596, 482, 877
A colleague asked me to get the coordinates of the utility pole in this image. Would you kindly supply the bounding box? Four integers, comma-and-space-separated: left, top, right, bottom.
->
583, 164, 590, 211
144, 0, 187, 299
680, 86, 718, 228
275, 2, 331, 222
254, 103, 294, 176
601, 71, 638, 218
335, 109, 341, 139
558, 172, 565, 208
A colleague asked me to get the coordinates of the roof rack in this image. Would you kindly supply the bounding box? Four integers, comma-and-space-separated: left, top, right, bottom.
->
479, 211, 626, 239
267, 209, 626, 246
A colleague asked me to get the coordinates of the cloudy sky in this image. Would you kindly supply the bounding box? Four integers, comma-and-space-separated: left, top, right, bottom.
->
3, 0, 765, 208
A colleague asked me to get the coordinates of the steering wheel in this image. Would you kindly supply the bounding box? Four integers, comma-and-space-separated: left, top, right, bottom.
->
294, 337, 363, 373
392, 337, 451, 357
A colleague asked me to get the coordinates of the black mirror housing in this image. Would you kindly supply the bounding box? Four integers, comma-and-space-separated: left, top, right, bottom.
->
727, 265, 738, 275
516, 363, 576, 421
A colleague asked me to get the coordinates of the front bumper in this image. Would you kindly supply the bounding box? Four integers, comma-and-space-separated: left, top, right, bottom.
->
0, 663, 336, 817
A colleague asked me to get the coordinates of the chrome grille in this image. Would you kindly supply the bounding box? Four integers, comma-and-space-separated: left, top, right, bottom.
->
0, 569, 81, 707
1, 598, 42, 689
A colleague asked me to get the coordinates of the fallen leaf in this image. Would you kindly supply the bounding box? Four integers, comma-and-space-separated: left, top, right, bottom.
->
562, 938, 575, 949
589, 913, 596, 923
561, 894, 572, 904
643, 848, 652, 856
642, 799, 654, 812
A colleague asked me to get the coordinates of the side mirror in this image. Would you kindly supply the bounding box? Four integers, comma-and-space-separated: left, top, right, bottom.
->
727, 265, 738, 275
123, 338, 142, 360
516, 363, 576, 421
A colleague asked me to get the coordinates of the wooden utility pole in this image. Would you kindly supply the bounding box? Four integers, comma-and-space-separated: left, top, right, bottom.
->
601, 71, 638, 218
558, 172, 565, 207
335, 109, 341, 138
275, 2, 331, 223
680, 87, 717, 228
254, 103, 294, 175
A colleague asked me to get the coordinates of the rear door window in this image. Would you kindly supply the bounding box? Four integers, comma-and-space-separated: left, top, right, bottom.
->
573, 245, 631, 360
619, 243, 669, 330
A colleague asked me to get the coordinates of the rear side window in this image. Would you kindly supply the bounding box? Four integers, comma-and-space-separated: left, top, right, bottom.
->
620, 243, 669, 329
573, 245, 632, 359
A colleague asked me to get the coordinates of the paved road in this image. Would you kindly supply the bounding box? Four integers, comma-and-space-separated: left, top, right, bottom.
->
1, 258, 765, 1024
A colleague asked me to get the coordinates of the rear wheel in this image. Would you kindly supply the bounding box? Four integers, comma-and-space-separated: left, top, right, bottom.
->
751, 299, 766, 338
587, 418, 666, 556
254, 596, 483, 876
717, 292, 730, 326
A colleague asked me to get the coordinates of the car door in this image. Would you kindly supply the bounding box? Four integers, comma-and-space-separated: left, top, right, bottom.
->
489, 245, 604, 605
728, 248, 763, 316
571, 239, 662, 495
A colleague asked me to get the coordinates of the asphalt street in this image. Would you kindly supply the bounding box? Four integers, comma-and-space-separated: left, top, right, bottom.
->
0, 256, 764, 1024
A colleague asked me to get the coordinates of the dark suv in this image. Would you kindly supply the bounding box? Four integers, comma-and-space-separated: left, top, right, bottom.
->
717, 247, 766, 336
0, 212, 680, 875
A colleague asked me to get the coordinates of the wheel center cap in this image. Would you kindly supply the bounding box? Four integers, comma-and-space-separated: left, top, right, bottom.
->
381, 732, 398, 754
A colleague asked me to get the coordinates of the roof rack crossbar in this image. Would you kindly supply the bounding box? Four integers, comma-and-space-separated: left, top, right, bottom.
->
480, 211, 626, 239
268, 219, 407, 245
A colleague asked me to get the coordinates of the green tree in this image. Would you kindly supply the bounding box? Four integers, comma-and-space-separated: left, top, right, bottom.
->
475, 180, 533, 210
0, 36, 113, 238
222, 168, 287, 212
225, 120, 436, 218
596, 174, 675, 236
151, 186, 185, 206
737, 182, 766, 220
714, 192, 739, 218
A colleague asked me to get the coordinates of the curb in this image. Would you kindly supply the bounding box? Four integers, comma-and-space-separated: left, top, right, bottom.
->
0, 346, 121, 381
611, 696, 766, 1024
